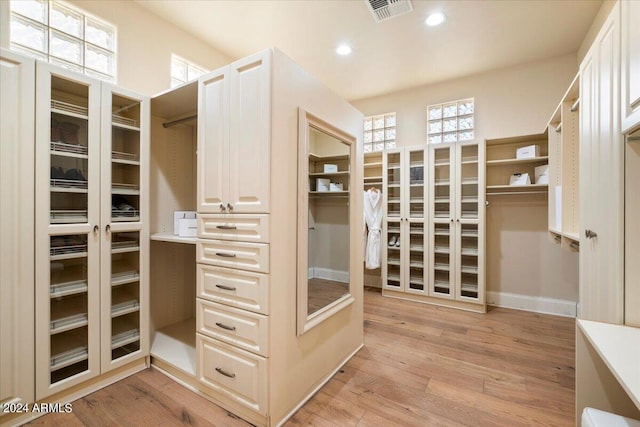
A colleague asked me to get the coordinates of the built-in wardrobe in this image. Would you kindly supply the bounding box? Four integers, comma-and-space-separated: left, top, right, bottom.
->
0, 47, 365, 427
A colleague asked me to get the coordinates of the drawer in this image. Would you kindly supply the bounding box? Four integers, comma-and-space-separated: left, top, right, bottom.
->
198, 214, 269, 243
197, 299, 268, 356
197, 240, 269, 273
197, 264, 269, 315
196, 334, 267, 415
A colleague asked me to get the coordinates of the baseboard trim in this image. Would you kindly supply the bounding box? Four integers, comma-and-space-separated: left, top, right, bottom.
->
308, 267, 349, 283
487, 291, 577, 317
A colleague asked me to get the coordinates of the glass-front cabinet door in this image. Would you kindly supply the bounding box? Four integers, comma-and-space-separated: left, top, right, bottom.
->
100, 86, 149, 372
35, 63, 101, 399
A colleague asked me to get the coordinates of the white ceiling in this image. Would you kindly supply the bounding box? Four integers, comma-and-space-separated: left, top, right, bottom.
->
135, 0, 602, 101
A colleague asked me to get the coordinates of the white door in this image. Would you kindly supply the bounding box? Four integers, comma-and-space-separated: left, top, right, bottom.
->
198, 66, 230, 213
0, 49, 35, 410
228, 50, 272, 213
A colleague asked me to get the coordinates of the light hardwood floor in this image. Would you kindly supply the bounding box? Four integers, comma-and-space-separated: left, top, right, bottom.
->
29, 287, 575, 426
308, 278, 349, 315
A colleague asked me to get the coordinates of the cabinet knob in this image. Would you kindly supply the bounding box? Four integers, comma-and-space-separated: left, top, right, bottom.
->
105, 224, 111, 233
219, 203, 226, 212
227, 203, 233, 211
585, 229, 597, 239
93, 225, 99, 233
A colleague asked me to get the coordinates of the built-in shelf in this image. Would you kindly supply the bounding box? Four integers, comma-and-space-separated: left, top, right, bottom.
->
150, 233, 197, 245
486, 156, 549, 166
364, 162, 383, 168
486, 184, 548, 192
308, 153, 348, 161
150, 318, 196, 377
309, 171, 349, 177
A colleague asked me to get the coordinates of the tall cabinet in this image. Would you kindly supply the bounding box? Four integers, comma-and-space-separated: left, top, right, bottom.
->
579, 1, 624, 324
0, 49, 35, 418
382, 147, 427, 295
34, 62, 149, 399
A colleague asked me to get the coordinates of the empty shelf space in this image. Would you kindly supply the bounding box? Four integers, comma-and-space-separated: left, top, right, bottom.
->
434, 263, 450, 271
309, 171, 350, 177
50, 244, 87, 261
51, 100, 88, 120
364, 161, 383, 168
409, 245, 424, 252
50, 210, 88, 224
387, 259, 401, 266
150, 233, 197, 244
364, 175, 383, 181
50, 312, 88, 335
486, 156, 548, 166
112, 300, 140, 318
387, 274, 401, 282
461, 265, 479, 274
50, 142, 88, 158
434, 246, 450, 254
151, 319, 196, 377
50, 179, 88, 192
461, 248, 479, 256
112, 328, 140, 350
50, 329, 88, 371
112, 116, 140, 131
50, 280, 88, 299
112, 151, 139, 163
409, 261, 424, 268
112, 241, 140, 254
111, 263, 140, 287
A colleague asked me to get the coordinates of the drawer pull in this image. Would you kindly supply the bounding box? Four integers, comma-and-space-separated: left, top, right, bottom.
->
215, 322, 236, 331
215, 284, 237, 291
216, 225, 237, 230
215, 367, 236, 378
216, 252, 236, 258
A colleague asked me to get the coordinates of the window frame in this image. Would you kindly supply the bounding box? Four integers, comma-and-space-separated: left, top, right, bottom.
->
170, 54, 208, 88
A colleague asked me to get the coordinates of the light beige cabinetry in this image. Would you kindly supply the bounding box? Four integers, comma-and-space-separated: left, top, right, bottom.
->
547, 75, 580, 252
0, 49, 35, 418
34, 62, 149, 399
198, 53, 271, 214
382, 147, 427, 296
621, 0, 640, 133
579, 1, 624, 324
429, 141, 485, 309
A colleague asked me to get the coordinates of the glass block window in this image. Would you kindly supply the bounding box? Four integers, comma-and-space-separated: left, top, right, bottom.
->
9, 0, 117, 82
364, 112, 396, 153
171, 54, 207, 88
427, 98, 474, 144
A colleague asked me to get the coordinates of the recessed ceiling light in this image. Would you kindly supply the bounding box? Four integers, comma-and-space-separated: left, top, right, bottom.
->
336, 44, 352, 56
425, 11, 446, 27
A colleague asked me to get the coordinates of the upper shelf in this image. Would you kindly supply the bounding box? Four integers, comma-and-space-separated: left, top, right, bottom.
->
308, 153, 348, 161
486, 156, 549, 166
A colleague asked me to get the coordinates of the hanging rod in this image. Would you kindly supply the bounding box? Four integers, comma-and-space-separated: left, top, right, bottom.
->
570, 98, 580, 112
113, 101, 140, 114
163, 115, 197, 128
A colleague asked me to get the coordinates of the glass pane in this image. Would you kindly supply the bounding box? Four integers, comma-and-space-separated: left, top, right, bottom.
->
11, 14, 47, 52
50, 2, 83, 38
364, 131, 372, 143
86, 18, 114, 50
428, 106, 442, 120
170, 78, 183, 88
443, 118, 457, 132
50, 57, 82, 73
363, 118, 372, 131
428, 120, 442, 135
458, 116, 473, 130
187, 64, 206, 80
443, 132, 457, 143
363, 143, 373, 153
458, 100, 474, 115
171, 57, 187, 81
86, 45, 113, 75
429, 135, 442, 144
373, 115, 384, 129
459, 130, 474, 141
85, 68, 113, 82
10, 0, 46, 23
443, 103, 457, 118
385, 141, 396, 149
374, 142, 384, 151
385, 114, 396, 127
385, 127, 396, 140
373, 130, 384, 142
10, 43, 47, 60
50, 30, 82, 64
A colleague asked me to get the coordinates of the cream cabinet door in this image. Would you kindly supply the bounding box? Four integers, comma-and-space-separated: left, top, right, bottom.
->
227, 51, 271, 213
621, 0, 640, 133
0, 49, 35, 411
198, 66, 230, 213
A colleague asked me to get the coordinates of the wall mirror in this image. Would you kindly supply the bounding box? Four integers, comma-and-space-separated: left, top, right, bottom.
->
297, 108, 356, 335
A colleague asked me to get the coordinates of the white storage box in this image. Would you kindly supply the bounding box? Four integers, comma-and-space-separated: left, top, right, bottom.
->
582, 408, 640, 427
174, 211, 196, 235
316, 178, 330, 192
323, 164, 338, 173
516, 145, 540, 159
178, 218, 197, 237
509, 173, 531, 186
535, 164, 549, 184
329, 182, 344, 192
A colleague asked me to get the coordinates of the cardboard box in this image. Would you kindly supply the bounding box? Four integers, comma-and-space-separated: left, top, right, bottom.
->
516, 145, 540, 159
329, 182, 344, 191
509, 173, 531, 186
323, 164, 338, 173
316, 178, 330, 192
535, 164, 549, 184
174, 211, 196, 235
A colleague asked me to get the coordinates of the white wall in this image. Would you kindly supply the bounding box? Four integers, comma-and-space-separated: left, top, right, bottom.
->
352, 53, 580, 306
0, 0, 232, 96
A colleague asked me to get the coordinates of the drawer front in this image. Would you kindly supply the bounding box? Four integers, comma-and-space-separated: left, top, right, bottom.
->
197, 299, 268, 356
197, 240, 269, 273
197, 264, 269, 315
198, 214, 269, 243
196, 334, 267, 415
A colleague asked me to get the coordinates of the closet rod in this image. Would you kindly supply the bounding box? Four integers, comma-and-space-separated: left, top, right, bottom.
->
627, 135, 640, 142
163, 115, 197, 128
570, 98, 580, 112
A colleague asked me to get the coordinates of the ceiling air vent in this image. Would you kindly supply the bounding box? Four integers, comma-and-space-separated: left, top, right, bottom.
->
365, 0, 413, 23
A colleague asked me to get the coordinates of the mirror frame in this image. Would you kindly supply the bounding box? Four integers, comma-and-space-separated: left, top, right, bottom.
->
297, 108, 356, 336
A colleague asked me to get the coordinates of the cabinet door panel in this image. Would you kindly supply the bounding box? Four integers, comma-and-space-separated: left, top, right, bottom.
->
228, 51, 271, 213
198, 68, 230, 213
621, 0, 640, 132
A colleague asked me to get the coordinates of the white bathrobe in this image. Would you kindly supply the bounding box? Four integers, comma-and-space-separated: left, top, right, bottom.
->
364, 189, 383, 269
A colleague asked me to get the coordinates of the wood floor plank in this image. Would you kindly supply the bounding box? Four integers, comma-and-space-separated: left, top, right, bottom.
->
31, 287, 575, 426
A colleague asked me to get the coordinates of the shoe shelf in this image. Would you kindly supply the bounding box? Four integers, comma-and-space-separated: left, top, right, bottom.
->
486, 156, 548, 166
50, 294, 89, 335
50, 279, 88, 299
51, 99, 89, 120
50, 179, 88, 191
51, 142, 88, 158
50, 240, 88, 261
111, 261, 140, 287
50, 333, 89, 372
50, 210, 88, 224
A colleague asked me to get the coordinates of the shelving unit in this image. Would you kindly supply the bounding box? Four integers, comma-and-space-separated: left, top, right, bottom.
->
485, 134, 549, 196
364, 151, 383, 190
547, 74, 580, 252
